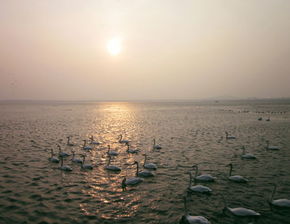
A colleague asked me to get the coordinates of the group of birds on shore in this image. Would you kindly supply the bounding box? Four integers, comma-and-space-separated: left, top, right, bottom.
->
179, 132, 290, 224
47, 131, 290, 224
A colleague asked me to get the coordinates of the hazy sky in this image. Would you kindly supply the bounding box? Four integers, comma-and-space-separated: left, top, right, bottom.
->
1, 0, 290, 100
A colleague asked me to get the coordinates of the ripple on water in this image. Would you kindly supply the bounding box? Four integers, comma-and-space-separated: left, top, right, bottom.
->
0, 101, 290, 223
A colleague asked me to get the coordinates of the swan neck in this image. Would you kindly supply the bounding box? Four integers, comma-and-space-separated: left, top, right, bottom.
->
135, 162, 139, 176
229, 165, 233, 177
222, 196, 227, 208
194, 166, 198, 178
271, 185, 277, 201
183, 196, 188, 214
122, 178, 126, 190
143, 155, 147, 166
189, 172, 192, 188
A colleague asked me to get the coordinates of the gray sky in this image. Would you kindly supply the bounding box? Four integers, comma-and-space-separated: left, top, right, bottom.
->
1, 0, 290, 100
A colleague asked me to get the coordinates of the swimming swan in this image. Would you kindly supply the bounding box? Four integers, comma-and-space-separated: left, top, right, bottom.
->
118, 135, 130, 144
105, 155, 121, 171
57, 144, 70, 158
153, 139, 162, 149
59, 157, 72, 171
134, 161, 154, 177
71, 150, 83, 164
106, 145, 119, 156
121, 163, 145, 189
187, 172, 212, 194
269, 184, 290, 208
192, 165, 216, 182
179, 195, 211, 224
241, 146, 256, 160
82, 140, 93, 151
80, 154, 93, 170
126, 143, 139, 154
222, 196, 260, 217
226, 163, 248, 183
66, 136, 75, 146
122, 176, 143, 190
266, 140, 280, 150
143, 154, 157, 170
90, 135, 100, 145
225, 132, 236, 140
48, 149, 59, 163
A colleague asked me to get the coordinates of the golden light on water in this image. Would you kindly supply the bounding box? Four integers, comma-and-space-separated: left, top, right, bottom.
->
79, 102, 142, 219
107, 37, 122, 56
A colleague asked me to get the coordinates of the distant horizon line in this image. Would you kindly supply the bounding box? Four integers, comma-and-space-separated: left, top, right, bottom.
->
1, 97, 290, 103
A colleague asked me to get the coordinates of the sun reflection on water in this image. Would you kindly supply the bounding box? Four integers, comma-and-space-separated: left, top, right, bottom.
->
79, 102, 143, 220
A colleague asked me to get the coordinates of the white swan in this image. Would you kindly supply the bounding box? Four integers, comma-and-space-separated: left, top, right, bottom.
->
134, 161, 154, 177
80, 154, 93, 170
269, 184, 290, 208
179, 196, 211, 224
59, 157, 72, 171
82, 140, 92, 151
57, 144, 70, 158
126, 143, 139, 154
241, 146, 256, 160
192, 165, 216, 182
143, 154, 157, 170
48, 149, 59, 163
122, 176, 143, 190
188, 172, 212, 194
118, 135, 130, 144
105, 155, 121, 171
71, 150, 83, 164
266, 140, 280, 150
222, 197, 260, 217
121, 162, 146, 190
106, 145, 119, 156
226, 163, 248, 183
153, 139, 162, 149
224, 207, 260, 217
225, 131, 236, 140
89, 135, 100, 145
66, 136, 75, 146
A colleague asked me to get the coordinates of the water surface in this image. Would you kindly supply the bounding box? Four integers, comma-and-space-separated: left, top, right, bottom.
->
0, 100, 290, 223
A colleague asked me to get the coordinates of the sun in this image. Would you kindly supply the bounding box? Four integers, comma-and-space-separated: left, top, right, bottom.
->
107, 37, 122, 56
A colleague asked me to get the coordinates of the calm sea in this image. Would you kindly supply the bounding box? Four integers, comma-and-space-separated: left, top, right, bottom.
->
0, 100, 290, 224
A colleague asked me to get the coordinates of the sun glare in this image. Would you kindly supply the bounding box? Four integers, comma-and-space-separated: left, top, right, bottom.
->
107, 37, 122, 56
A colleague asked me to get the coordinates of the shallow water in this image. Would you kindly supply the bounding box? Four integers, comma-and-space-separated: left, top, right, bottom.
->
0, 100, 290, 224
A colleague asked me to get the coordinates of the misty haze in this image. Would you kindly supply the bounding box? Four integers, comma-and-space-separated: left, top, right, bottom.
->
0, 1, 290, 224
